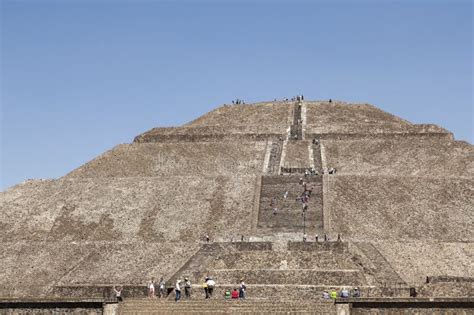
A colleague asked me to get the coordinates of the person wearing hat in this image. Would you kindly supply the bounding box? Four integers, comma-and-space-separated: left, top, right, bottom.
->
184, 277, 192, 298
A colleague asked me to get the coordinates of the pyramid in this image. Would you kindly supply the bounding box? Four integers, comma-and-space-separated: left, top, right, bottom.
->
1, 100, 472, 305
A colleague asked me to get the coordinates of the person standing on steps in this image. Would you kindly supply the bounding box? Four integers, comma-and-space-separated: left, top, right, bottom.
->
175, 279, 181, 302
206, 277, 216, 298
113, 285, 123, 302
239, 279, 246, 299
158, 277, 166, 298
147, 278, 155, 298
203, 278, 209, 299
184, 277, 192, 298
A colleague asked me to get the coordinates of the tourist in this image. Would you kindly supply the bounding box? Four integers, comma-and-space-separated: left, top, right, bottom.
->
330, 290, 337, 299
239, 279, 246, 299
175, 280, 181, 302
241, 235, 244, 242
303, 233, 307, 242
329, 99, 332, 103
206, 277, 216, 298
337, 234, 341, 242
340, 287, 349, 298
315, 234, 319, 242
273, 207, 278, 215
147, 278, 155, 298
205, 235, 210, 243
113, 286, 123, 302
283, 191, 288, 200
184, 277, 191, 298
322, 291, 329, 299
203, 279, 209, 299
158, 277, 166, 298
352, 287, 361, 298
224, 290, 231, 299
231, 288, 239, 299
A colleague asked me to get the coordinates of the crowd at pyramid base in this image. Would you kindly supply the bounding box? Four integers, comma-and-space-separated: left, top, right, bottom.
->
1, 99, 472, 314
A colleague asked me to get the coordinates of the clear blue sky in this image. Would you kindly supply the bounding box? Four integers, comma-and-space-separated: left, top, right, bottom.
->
1, 0, 472, 190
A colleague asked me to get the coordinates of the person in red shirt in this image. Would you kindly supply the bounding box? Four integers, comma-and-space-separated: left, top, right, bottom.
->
231, 288, 239, 299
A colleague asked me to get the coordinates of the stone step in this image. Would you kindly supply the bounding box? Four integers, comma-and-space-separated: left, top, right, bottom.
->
118, 298, 336, 314
261, 176, 321, 185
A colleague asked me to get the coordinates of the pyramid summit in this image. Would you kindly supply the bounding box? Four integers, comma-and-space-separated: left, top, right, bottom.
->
1, 99, 473, 314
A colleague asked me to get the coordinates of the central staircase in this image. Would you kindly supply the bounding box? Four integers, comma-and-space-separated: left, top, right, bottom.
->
257, 175, 323, 236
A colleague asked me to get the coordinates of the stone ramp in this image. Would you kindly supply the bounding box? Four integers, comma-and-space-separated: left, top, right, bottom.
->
266, 141, 283, 174
354, 242, 404, 284
118, 298, 337, 315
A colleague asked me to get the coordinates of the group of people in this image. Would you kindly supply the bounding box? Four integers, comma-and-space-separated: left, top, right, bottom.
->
141, 276, 246, 302
147, 277, 167, 298
224, 279, 246, 299
232, 99, 245, 104
323, 287, 360, 299
276, 95, 305, 102
268, 173, 315, 217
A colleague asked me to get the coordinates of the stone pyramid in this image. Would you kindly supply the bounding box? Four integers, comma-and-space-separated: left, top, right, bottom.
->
1, 100, 472, 300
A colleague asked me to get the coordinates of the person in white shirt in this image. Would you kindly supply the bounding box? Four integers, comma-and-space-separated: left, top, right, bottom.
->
147, 278, 155, 298
175, 280, 181, 302
206, 277, 215, 298
113, 286, 123, 302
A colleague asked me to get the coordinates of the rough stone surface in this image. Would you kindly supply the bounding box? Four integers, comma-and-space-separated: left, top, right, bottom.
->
323, 138, 473, 177
326, 176, 473, 241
